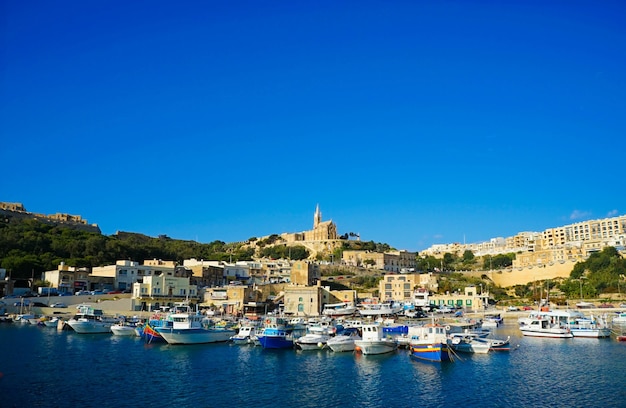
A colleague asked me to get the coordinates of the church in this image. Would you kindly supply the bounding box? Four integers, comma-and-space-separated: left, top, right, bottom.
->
283, 205, 338, 243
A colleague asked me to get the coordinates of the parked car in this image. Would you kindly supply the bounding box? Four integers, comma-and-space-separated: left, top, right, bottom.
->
106, 290, 122, 294
50, 302, 67, 308
13, 299, 31, 307
75, 290, 90, 296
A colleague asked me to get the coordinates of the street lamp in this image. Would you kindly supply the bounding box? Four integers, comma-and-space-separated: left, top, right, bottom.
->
579, 277, 587, 302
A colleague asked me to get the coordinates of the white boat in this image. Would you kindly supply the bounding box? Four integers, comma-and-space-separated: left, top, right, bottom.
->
519, 317, 573, 338
576, 301, 595, 309
326, 327, 361, 352
66, 304, 115, 334
295, 320, 338, 350
568, 314, 611, 338
13, 313, 35, 324
611, 312, 626, 325
358, 302, 403, 317
481, 313, 503, 329
155, 310, 236, 345
230, 325, 258, 345
354, 324, 398, 355
322, 302, 357, 317
111, 323, 138, 336
43, 316, 60, 327
448, 334, 491, 354
448, 332, 511, 353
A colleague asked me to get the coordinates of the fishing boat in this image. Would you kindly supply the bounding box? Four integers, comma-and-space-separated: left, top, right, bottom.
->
354, 324, 398, 355
66, 304, 114, 334
155, 309, 236, 345
255, 316, 305, 349
295, 320, 339, 351
322, 302, 357, 317
407, 322, 452, 362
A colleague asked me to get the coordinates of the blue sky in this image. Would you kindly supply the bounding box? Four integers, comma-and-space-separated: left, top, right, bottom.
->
2, 1, 625, 252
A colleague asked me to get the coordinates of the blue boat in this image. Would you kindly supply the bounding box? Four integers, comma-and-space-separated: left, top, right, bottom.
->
256, 316, 305, 349
407, 323, 452, 362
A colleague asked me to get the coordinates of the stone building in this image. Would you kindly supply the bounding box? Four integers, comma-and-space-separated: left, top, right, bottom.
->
343, 250, 417, 273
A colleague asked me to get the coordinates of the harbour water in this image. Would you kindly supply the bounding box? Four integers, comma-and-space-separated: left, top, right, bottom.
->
1, 322, 625, 408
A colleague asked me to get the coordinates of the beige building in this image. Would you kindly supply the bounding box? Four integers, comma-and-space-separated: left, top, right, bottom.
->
42, 262, 91, 295
343, 250, 416, 273
91, 259, 177, 292
133, 271, 198, 311
290, 260, 321, 286
430, 286, 488, 311
282, 282, 357, 316
379, 273, 438, 302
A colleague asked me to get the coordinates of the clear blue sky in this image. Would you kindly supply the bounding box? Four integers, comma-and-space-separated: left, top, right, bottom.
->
2, 1, 625, 252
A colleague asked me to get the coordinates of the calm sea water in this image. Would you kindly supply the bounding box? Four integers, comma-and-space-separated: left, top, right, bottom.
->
1, 322, 625, 408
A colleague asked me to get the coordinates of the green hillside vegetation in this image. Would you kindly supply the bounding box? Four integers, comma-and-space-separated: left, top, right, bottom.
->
0, 218, 255, 279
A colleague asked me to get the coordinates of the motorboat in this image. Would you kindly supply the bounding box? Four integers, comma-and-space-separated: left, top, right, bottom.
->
519, 317, 573, 338
326, 327, 361, 352
407, 322, 452, 362
155, 310, 236, 345
357, 302, 403, 317
448, 334, 491, 354
322, 302, 357, 317
66, 304, 115, 334
230, 324, 258, 345
569, 314, 611, 338
111, 323, 138, 336
354, 324, 398, 355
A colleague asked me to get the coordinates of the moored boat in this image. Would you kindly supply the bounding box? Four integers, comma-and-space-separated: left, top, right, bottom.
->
408, 322, 452, 362
322, 302, 357, 317
256, 316, 305, 349
66, 304, 114, 334
326, 327, 361, 352
519, 317, 573, 338
354, 324, 398, 355
155, 310, 236, 345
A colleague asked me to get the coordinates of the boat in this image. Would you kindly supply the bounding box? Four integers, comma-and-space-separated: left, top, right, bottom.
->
448, 332, 511, 353
481, 313, 503, 329
66, 304, 115, 334
12, 313, 35, 324
611, 312, 626, 325
256, 316, 305, 349
326, 327, 361, 352
357, 302, 403, 317
230, 324, 258, 345
519, 317, 573, 338
295, 320, 339, 351
354, 324, 398, 355
448, 334, 491, 354
407, 322, 452, 362
111, 322, 138, 336
568, 314, 611, 338
42, 316, 60, 327
322, 302, 357, 317
155, 309, 236, 345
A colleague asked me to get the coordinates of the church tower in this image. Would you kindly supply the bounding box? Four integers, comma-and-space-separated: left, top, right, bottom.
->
314, 204, 322, 228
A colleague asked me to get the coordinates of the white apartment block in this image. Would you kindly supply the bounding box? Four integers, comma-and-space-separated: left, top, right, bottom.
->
421, 214, 626, 260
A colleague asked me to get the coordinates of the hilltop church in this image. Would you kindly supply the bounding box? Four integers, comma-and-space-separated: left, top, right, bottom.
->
283, 204, 338, 243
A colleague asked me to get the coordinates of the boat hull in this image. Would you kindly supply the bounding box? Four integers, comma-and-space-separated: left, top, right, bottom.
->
410, 343, 451, 362
111, 325, 137, 336
156, 327, 235, 345
67, 320, 112, 334
520, 329, 573, 338
257, 335, 294, 349
354, 340, 397, 355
